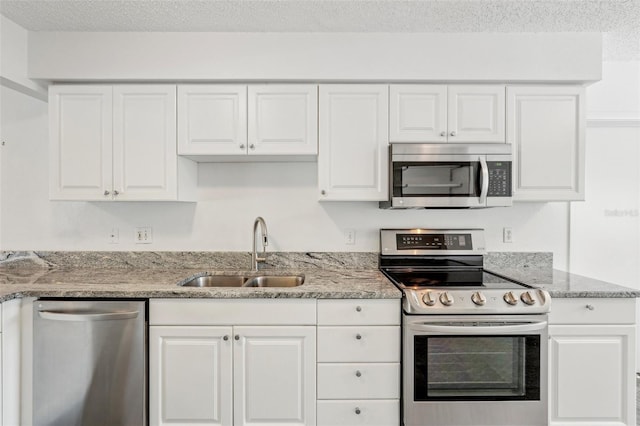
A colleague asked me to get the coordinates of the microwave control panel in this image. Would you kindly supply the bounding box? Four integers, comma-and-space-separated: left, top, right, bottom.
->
487, 162, 512, 197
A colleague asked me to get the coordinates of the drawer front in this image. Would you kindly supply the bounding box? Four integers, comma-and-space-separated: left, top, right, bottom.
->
149, 299, 316, 325
317, 326, 400, 362
317, 400, 399, 426
317, 363, 400, 399
549, 298, 636, 325
318, 299, 400, 326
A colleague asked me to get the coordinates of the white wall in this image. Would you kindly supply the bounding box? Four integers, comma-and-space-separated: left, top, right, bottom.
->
0, 84, 570, 267
571, 61, 640, 286
569, 61, 640, 370
0, 16, 46, 99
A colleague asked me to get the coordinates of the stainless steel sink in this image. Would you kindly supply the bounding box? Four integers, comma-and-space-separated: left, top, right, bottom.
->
243, 275, 305, 287
180, 275, 248, 287
180, 274, 304, 288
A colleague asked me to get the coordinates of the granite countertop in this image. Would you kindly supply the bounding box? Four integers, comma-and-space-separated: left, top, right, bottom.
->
0, 251, 638, 302
0, 267, 402, 302
486, 267, 640, 298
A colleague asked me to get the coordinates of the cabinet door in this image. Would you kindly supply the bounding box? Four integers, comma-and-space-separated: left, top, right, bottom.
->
49, 85, 113, 200
149, 326, 233, 426
389, 85, 447, 143
448, 85, 506, 143
177, 85, 248, 155
234, 326, 316, 426
113, 85, 178, 200
318, 85, 389, 201
508, 86, 585, 201
549, 325, 635, 426
248, 85, 318, 155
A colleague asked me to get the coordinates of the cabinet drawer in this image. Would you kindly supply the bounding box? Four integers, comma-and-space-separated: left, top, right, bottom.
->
317, 326, 400, 362
150, 299, 316, 325
317, 363, 400, 399
317, 299, 400, 326
549, 298, 635, 325
317, 400, 399, 426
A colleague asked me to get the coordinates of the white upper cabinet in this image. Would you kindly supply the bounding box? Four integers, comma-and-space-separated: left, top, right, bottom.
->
177, 85, 248, 155
49, 85, 113, 200
248, 85, 318, 155
507, 86, 585, 201
389, 85, 506, 143
448, 85, 505, 143
113, 86, 181, 201
50, 84, 196, 201
389, 85, 447, 142
318, 85, 389, 201
177, 84, 317, 157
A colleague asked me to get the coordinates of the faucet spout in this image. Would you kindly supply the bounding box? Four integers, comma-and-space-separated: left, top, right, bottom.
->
251, 217, 268, 271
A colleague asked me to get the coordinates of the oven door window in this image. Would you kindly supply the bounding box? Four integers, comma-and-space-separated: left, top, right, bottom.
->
392, 162, 480, 198
414, 335, 540, 401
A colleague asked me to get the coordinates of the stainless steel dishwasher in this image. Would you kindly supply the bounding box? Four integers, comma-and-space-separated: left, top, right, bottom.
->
33, 299, 147, 426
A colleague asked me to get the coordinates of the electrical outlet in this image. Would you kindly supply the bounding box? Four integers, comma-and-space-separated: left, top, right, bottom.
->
503, 227, 513, 243
345, 229, 356, 245
109, 227, 119, 244
135, 227, 153, 244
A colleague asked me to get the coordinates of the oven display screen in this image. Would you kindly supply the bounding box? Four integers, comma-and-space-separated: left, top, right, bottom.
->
396, 233, 472, 250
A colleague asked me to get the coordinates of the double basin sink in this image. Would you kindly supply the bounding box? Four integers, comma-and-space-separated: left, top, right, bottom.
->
180, 273, 304, 288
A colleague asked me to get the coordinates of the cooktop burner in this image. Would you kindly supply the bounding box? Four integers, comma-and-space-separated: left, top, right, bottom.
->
379, 228, 551, 315
383, 269, 531, 289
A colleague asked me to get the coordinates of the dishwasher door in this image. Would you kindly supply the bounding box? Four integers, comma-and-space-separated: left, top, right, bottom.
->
33, 299, 147, 426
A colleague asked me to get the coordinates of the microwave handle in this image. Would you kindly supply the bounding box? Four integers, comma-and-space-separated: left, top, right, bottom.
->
479, 156, 489, 204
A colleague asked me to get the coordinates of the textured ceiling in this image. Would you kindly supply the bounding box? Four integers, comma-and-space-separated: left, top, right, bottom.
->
1, 0, 639, 59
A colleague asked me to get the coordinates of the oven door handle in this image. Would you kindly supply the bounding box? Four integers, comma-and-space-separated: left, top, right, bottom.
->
409, 321, 547, 335
479, 156, 489, 205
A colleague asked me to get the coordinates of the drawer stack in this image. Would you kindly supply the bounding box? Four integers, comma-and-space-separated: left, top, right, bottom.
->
316, 299, 401, 426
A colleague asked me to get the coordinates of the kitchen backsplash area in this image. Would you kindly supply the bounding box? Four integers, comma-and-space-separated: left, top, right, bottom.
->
0, 250, 552, 274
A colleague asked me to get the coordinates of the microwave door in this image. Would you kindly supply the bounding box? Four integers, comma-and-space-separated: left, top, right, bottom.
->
392, 161, 484, 208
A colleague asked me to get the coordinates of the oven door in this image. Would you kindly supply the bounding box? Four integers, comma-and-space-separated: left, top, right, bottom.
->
403, 315, 548, 426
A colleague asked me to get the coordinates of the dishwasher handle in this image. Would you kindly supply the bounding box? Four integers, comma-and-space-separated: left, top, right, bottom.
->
38, 310, 140, 322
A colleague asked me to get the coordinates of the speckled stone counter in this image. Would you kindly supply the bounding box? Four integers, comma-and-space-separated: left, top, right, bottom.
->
0, 251, 400, 302
1, 250, 637, 301
487, 267, 640, 298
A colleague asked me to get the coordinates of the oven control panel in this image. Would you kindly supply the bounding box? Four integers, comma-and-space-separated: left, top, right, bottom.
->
397, 233, 471, 250
381, 228, 486, 255
403, 289, 551, 315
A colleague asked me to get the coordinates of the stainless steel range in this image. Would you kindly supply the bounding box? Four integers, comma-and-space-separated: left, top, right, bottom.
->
379, 228, 551, 426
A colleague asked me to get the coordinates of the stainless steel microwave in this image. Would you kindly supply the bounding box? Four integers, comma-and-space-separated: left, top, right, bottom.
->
380, 143, 513, 209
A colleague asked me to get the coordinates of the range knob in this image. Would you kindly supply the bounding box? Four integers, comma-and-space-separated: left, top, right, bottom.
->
471, 291, 487, 306
520, 291, 536, 306
422, 291, 437, 306
503, 291, 518, 306
439, 292, 454, 306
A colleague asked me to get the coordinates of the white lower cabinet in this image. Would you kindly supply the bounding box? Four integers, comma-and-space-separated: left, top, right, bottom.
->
316, 300, 401, 426
150, 326, 233, 426
149, 299, 316, 426
549, 298, 636, 426
316, 400, 399, 426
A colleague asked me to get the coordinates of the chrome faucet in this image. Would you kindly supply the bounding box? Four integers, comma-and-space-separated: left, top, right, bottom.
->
251, 217, 268, 271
